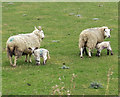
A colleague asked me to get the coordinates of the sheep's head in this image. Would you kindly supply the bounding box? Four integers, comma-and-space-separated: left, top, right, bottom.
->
28, 47, 38, 54
33, 26, 45, 40
102, 26, 111, 38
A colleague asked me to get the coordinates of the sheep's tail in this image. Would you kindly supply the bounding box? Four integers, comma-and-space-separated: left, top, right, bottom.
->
79, 35, 88, 49
6, 45, 15, 57
47, 51, 50, 59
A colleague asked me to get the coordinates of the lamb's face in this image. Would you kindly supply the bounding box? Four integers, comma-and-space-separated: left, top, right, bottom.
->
104, 28, 111, 38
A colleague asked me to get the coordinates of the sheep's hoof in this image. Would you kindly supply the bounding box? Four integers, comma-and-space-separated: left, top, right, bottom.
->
36, 63, 40, 66
80, 56, 83, 58
98, 55, 100, 57
88, 56, 91, 58
43, 62, 45, 65
111, 53, 113, 55
12, 65, 16, 67
29, 60, 32, 63
25, 60, 28, 62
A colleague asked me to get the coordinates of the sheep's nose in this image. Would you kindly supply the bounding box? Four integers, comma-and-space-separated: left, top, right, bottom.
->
41, 38, 44, 40
108, 36, 111, 38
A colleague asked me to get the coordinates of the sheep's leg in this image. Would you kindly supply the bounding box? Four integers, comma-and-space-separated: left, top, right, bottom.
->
80, 48, 83, 58
25, 55, 28, 62
13, 56, 17, 67
9, 55, 13, 66
29, 54, 32, 63
83, 47, 88, 56
88, 48, 92, 58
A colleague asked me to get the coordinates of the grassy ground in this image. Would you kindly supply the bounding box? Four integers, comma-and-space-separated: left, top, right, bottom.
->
2, 2, 118, 95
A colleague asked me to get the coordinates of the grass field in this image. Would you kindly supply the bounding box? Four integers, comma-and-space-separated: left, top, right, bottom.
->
2, 2, 118, 95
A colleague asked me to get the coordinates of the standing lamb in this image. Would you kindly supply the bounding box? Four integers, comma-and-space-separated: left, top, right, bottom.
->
28, 47, 50, 65
6, 26, 45, 67
96, 41, 113, 57
79, 26, 111, 58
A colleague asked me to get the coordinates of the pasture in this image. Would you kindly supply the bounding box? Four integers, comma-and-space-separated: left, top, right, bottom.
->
2, 2, 118, 95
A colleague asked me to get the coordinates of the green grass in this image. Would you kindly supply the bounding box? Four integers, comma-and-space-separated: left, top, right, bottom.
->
2, 2, 118, 95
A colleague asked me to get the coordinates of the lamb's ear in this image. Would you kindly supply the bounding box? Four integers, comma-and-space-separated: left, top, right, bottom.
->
38, 26, 42, 31
28, 47, 32, 50
34, 26, 37, 30
35, 47, 38, 50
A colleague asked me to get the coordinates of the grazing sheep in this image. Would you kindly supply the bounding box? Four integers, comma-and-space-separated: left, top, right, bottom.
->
96, 41, 113, 57
79, 26, 111, 58
28, 47, 50, 65
6, 26, 45, 67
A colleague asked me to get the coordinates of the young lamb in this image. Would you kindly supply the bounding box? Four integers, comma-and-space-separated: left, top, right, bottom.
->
96, 41, 113, 57
28, 47, 50, 65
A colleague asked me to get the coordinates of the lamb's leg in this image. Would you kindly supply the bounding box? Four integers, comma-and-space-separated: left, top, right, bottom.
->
36, 60, 40, 65
43, 56, 47, 65
29, 54, 32, 63
107, 46, 113, 55
25, 55, 28, 62
96, 50, 99, 56
80, 48, 83, 58
107, 49, 109, 55
9, 55, 13, 66
13, 56, 17, 67
35, 57, 40, 65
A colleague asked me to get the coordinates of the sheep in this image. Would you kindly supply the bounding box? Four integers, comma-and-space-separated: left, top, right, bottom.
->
79, 26, 111, 58
28, 47, 50, 65
96, 41, 113, 57
6, 26, 45, 67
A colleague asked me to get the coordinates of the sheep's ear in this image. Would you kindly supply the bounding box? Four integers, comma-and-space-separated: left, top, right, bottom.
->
110, 29, 112, 31
28, 47, 32, 50
38, 26, 42, 31
104, 28, 106, 31
35, 47, 38, 50
34, 26, 37, 30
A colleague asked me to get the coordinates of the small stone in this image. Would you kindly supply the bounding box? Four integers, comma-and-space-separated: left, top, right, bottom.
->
69, 13, 75, 16
8, 2, 14, 5
98, 4, 103, 7
68, 34, 70, 35
27, 83, 31, 86
52, 40, 60, 43
93, 18, 99, 21
23, 14, 27, 16
76, 14, 82, 17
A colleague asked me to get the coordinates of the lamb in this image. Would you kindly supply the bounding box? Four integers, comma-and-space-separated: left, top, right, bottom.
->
79, 26, 111, 58
6, 26, 45, 67
96, 41, 113, 57
28, 47, 50, 65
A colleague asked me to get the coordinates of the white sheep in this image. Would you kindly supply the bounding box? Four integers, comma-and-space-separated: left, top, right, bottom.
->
79, 26, 111, 58
96, 41, 113, 57
28, 47, 50, 65
6, 26, 45, 67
